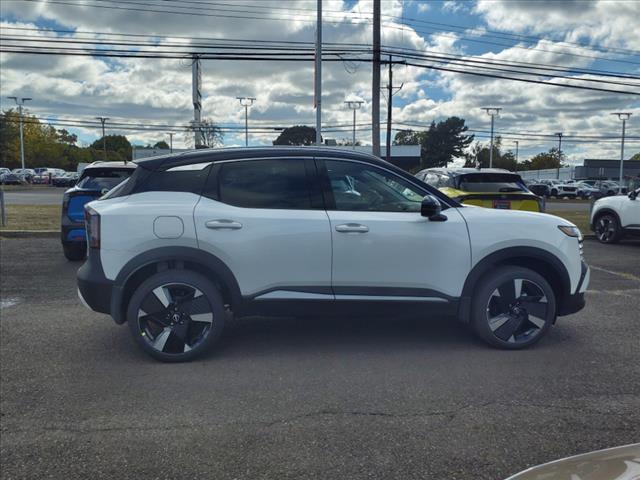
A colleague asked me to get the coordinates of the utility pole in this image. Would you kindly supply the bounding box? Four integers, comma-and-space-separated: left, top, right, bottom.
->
95, 116, 109, 161
315, 0, 322, 146
237, 97, 256, 147
192, 55, 203, 148
345, 101, 364, 149
482, 107, 501, 168
168, 133, 174, 153
612, 112, 631, 194
372, 0, 381, 157
514, 140, 519, 172
385, 56, 404, 162
555, 132, 563, 179
8, 96, 31, 170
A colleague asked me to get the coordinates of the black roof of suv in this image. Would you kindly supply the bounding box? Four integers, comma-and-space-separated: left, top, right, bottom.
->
137, 146, 394, 171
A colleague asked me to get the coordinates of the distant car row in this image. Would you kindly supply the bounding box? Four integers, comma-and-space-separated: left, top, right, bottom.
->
524, 178, 626, 199
0, 167, 79, 186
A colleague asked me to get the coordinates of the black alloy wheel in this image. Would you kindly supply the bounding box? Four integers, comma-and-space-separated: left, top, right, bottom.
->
594, 213, 622, 244
472, 267, 556, 349
127, 270, 225, 362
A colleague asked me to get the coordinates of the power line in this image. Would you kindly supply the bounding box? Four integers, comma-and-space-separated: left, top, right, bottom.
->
14, 0, 640, 65
4, 26, 638, 80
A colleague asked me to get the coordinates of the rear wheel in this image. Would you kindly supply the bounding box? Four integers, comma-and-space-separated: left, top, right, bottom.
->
127, 270, 225, 362
550, 188, 558, 198
471, 267, 556, 349
63, 243, 86, 261
594, 213, 622, 244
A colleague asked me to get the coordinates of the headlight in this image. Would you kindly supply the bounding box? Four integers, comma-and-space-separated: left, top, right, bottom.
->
558, 225, 582, 240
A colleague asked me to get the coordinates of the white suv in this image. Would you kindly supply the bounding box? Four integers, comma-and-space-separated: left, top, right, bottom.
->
77, 148, 589, 361
590, 188, 640, 243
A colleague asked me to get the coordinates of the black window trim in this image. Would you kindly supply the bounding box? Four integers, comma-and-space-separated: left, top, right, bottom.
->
314, 157, 457, 211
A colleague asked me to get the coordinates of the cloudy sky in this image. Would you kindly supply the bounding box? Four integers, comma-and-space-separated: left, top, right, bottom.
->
1, 0, 639, 165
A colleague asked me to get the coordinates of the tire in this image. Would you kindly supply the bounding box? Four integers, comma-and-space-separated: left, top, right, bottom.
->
471, 266, 556, 350
550, 189, 558, 198
63, 243, 86, 261
127, 270, 225, 362
594, 213, 622, 244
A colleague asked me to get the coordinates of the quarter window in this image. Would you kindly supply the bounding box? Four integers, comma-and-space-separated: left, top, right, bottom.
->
218, 159, 312, 209
325, 160, 424, 212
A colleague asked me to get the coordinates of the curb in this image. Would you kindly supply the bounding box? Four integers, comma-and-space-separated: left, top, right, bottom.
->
0, 230, 60, 238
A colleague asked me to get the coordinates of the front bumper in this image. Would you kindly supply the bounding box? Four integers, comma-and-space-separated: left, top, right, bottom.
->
77, 249, 113, 315
557, 260, 589, 316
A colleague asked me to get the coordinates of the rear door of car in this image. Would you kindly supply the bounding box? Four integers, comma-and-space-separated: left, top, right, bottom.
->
194, 157, 333, 301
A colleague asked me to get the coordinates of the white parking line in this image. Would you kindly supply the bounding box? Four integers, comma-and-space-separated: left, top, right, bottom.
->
589, 265, 640, 283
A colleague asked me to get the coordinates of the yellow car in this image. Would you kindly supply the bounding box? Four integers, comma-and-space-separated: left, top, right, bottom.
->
415, 168, 544, 212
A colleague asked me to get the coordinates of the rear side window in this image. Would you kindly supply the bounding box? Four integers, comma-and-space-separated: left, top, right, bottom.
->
457, 173, 527, 193
137, 167, 210, 194
218, 159, 312, 209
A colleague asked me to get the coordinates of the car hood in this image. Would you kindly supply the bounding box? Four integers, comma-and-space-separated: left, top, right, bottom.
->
505, 443, 640, 480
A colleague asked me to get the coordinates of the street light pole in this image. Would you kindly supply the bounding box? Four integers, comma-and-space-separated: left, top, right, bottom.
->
237, 97, 256, 147
482, 107, 501, 168
514, 140, 519, 172
95, 116, 109, 161
555, 132, 563, 179
612, 113, 631, 194
8, 96, 32, 170
168, 133, 174, 153
345, 101, 364, 150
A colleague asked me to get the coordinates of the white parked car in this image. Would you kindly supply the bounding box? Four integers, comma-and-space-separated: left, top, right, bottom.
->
77, 148, 589, 362
538, 179, 578, 198
590, 188, 640, 243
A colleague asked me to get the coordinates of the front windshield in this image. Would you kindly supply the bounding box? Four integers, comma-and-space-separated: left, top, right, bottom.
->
457, 173, 528, 193
76, 168, 133, 191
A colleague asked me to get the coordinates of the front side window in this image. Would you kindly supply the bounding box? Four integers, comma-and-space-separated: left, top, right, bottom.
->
218, 159, 311, 209
325, 160, 424, 212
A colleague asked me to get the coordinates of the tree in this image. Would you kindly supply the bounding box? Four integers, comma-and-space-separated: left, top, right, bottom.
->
90, 135, 132, 161
393, 117, 473, 168
463, 137, 516, 169
273, 126, 317, 146
630, 152, 640, 161
153, 140, 169, 149
517, 148, 566, 171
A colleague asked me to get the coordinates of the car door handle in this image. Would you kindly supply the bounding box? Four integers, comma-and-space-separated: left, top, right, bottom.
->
205, 219, 243, 230
335, 223, 369, 233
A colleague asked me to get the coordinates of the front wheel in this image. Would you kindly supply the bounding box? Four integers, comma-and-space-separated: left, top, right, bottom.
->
471, 267, 556, 349
63, 243, 86, 261
127, 270, 226, 362
594, 213, 622, 244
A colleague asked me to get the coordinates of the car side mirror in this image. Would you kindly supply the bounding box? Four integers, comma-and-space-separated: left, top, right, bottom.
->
421, 195, 447, 221
629, 190, 637, 200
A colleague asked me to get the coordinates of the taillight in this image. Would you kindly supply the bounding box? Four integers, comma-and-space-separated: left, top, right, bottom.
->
84, 206, 100, 249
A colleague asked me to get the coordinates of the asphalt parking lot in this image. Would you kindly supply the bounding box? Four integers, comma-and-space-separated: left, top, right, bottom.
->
1, 237, 639, 480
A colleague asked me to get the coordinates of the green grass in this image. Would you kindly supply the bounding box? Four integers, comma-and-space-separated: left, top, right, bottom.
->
545, 210, 590, 234
0, 204, 61, 231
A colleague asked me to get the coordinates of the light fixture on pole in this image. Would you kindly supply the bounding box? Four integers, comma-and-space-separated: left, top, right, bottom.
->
7, 96, 32, 170
345, 100, 364, 149
555, 132, 563, 179
95, 116, 110, 161
482, 107, 501, 168
237, 97, 256, 147
612, 113, 631, 194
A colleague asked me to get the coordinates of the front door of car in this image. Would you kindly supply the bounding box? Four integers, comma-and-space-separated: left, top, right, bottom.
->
194, 158, 332, 300
319, 159, 471, 302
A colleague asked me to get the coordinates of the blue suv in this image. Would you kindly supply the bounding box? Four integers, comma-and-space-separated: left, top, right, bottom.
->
61, 161, 136, 260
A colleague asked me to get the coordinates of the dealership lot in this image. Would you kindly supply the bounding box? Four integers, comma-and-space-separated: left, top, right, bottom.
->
1, 237, 639, 480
